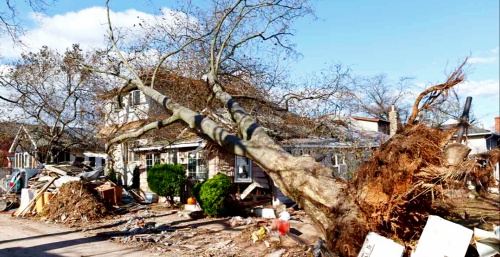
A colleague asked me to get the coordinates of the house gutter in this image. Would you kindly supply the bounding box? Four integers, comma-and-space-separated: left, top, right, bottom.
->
133, 141, 205, 152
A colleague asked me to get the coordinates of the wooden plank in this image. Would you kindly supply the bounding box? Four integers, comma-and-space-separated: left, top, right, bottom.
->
240, 182, 258, 200
44, 165, 67, 176
17, 177, 56, 217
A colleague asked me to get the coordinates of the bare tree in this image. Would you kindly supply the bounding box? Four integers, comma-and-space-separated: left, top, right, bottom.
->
350, 74, 414, 121
0, 0, 54, 46
86, 1, 468, 254
0, 45, 101, 163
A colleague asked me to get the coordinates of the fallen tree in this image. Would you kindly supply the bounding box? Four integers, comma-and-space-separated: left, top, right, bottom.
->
93, 1, 472, 255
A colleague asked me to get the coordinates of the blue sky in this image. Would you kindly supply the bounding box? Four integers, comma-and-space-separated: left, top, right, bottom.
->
3, 0, 499, 128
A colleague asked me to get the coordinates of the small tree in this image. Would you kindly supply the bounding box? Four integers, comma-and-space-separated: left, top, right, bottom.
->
147, 164, 187, 205
193, 174, 231, 217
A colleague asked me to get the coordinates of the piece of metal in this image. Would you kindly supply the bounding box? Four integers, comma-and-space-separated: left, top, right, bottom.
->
456, 96, 472, 144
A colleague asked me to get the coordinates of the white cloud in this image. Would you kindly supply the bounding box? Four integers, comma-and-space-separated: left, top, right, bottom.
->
0, 6, 183, 59
468, 47, 500, 64
456, 79, 499, 98
469, 56, 497, 64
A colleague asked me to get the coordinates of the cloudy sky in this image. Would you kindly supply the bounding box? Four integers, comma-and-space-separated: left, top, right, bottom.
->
0, 0, 498, 129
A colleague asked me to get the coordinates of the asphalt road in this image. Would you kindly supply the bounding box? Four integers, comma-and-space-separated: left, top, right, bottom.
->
0, 214, 150, 257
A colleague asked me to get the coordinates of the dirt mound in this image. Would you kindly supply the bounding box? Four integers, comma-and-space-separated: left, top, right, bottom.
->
41, 181, 108, 222
354, 124, 455, 243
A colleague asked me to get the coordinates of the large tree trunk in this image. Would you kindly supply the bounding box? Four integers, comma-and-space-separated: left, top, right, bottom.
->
106, 77, 369, 255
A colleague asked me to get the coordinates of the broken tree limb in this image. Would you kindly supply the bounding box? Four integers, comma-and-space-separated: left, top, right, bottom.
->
105, 114, 180, 152
455, 96, 472, 144
407, 58, 467, 125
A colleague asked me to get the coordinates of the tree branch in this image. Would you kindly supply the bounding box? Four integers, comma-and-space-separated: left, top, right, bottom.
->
407, 58, 468, 125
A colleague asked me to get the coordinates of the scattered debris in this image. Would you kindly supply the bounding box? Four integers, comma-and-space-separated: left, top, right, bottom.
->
357, 232, 404, 257
227, 216, 253, 227
474, 226, 500, 257
265, 249, 285, 257
255, 208, 276, 218
412, 215, 473, 257
252, 226, 267, 242
278, 211, 291, 221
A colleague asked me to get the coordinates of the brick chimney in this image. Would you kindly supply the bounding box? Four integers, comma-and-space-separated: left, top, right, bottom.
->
495, 117, 499, 133
389, 105, 398, 137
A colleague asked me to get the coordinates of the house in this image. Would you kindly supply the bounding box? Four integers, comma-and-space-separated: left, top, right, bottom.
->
0, 121, 20, 170
441, 117, 500, 184
350, 116, 390, 134
101, 74, 395, 204
8, 124, 106, 173
441, 118, 499, 154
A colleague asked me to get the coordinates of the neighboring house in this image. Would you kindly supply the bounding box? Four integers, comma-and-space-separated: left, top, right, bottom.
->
8, 124, 105, 173
0, 121, 19, 170
101, 75, 395, 202
441, 118, 500, 154
350, 116, 390, 134
441, 117, 500, 184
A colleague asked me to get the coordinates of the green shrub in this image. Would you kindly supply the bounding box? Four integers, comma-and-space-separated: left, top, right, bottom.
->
147, 164, 187, 203
193, 174, 231, 217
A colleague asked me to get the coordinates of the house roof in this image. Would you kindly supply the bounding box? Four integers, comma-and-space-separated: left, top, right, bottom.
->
103, 72, 392, 151
438, 123, 500, 137
351, 116, 389, 123
133, 139, 204, 152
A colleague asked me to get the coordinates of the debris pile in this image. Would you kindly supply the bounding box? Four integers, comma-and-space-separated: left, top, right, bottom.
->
40, 181, 108, 222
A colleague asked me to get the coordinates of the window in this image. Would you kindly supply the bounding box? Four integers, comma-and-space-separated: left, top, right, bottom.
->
21, 153, 25, 168
128, 151, 137, 162
146, 153, 160, 171
130, 91, 141, 106
187, 152, 208, 181
114, 95, 123, 112
89, 157, 96, 167
56, 152, 71, 163
123, 143, 128, 163
331, 154, 347, 177
235, 156, 252, 183
167, 150, 177, 165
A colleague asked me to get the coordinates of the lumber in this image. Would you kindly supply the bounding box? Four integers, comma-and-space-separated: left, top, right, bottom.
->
17, 177, 56, 217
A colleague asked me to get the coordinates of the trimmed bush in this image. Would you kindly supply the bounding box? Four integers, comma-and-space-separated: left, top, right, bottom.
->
193, 174, 231, 217
147, 164, 187, 203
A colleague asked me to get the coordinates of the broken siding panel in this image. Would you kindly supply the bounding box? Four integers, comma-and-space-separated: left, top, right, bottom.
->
251, 162, 269, 188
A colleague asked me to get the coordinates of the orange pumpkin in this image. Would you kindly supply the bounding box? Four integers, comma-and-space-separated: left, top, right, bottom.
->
187, 197, 196, 205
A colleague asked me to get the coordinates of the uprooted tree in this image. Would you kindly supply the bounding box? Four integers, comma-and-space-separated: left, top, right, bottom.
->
89, 0, 474, 255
